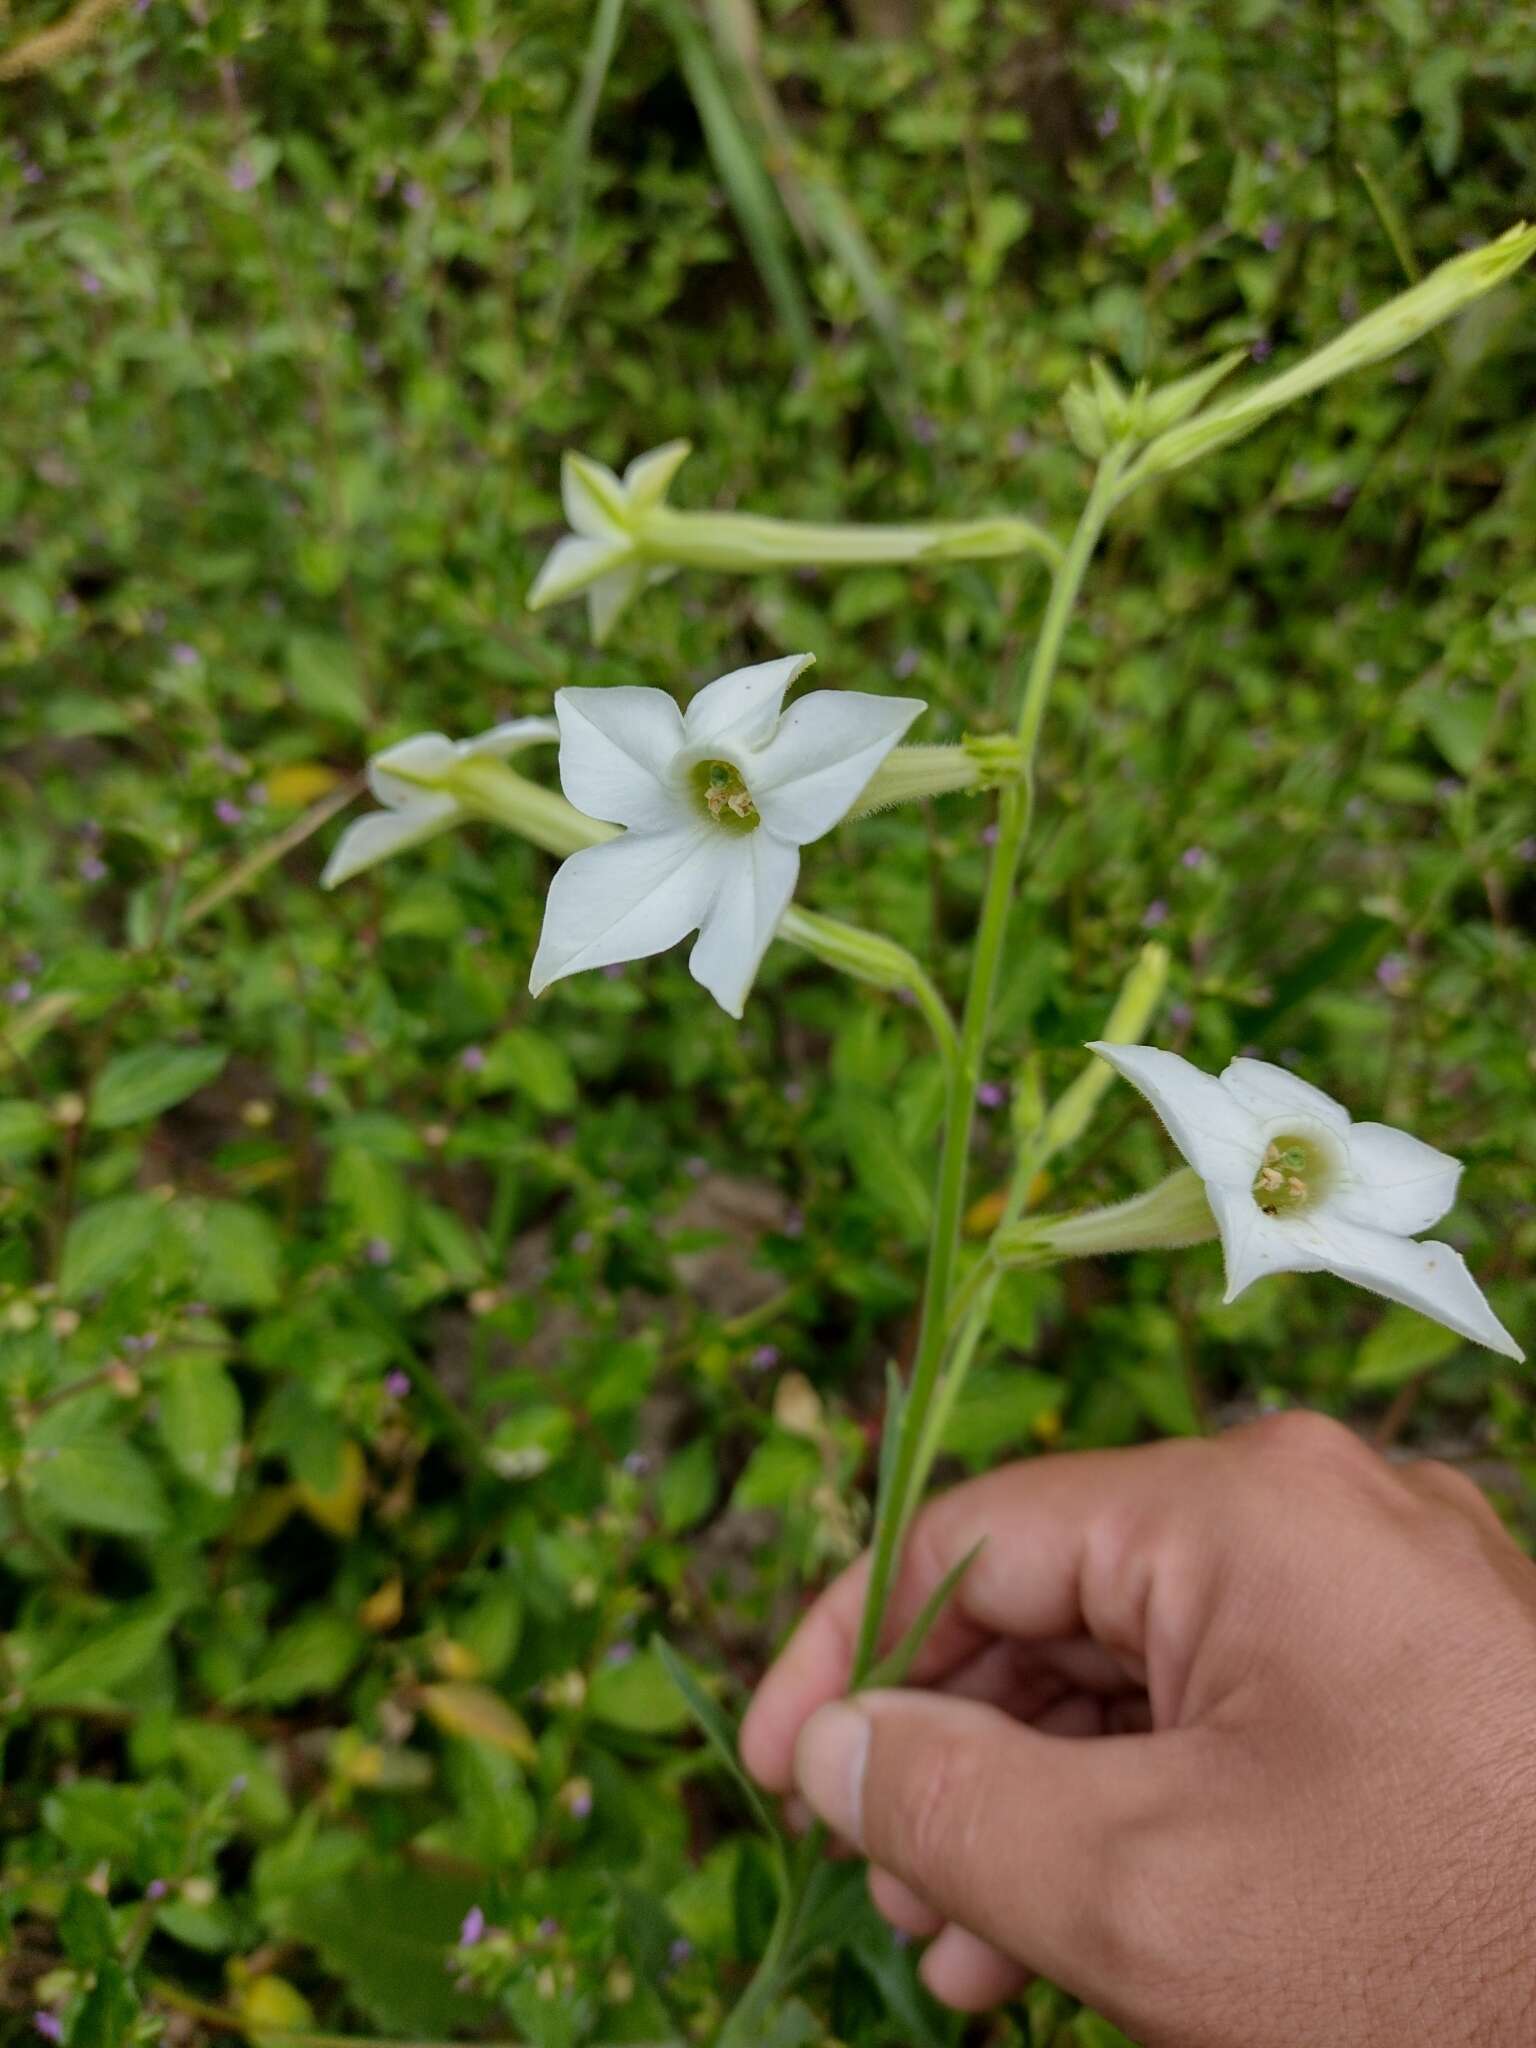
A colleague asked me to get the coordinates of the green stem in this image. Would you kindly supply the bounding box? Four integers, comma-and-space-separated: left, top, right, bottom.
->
850, 449, 1126, 1682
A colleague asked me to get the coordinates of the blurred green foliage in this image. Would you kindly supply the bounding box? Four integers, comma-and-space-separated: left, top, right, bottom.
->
1, 0, 1533, 2043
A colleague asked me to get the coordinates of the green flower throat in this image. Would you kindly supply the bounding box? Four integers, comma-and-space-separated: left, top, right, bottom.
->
690, 758, 760, 834
1252, 1133, 1333, 1217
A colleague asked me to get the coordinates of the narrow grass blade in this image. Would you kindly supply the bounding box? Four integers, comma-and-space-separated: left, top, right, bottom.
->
861, 1540, 983, 1692
652, 0, 815, 362
546, 0, 628, 330
1355, 157, 1450, 367
654, 1637, 785, 1849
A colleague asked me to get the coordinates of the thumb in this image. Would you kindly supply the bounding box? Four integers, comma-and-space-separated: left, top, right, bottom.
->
793, 1689, 1194, 1992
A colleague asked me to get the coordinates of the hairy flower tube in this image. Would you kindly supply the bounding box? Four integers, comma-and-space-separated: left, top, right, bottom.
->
526, 439, 1062, 644
319, 719, 558, 888
528, 655, 922, 1017
1089, 1043, 1521, 1359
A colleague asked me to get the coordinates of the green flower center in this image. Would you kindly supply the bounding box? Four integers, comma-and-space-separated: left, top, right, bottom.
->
689, 758, 759, 834
1251, 1133, 1332, 1217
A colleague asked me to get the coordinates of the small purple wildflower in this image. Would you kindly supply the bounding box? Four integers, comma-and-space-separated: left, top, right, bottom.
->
78, 853, 107, 883
1258, 218, 1284, 253
171, 640, 200, 667
80, 269, 103, 296
684, 1155, 708, 1180
1250, 337, 1273, 363
306, 1071, 329, 1097
782, 1208, 804, 1238
34, 2016, 63, 2043
385, 1370, 411, 1399
976, 1081, 1007, 1111
364, 1237, 393, 1267
893, 647, 920, 680
1376, 954, 1409, 991
459, 1906, 487, 1947
23, 163, 43, 186
910, 411, 938, 447
537, 1917, 560, 1940
1141, 899, 1169, 929
228, 156, 259, 193
570, 1786, 593, 1818
751, 1344, 780, 1372
1167, 1001, 1194, 1031
403, 180, 428, 211
981, 822, 999, 848
1096, 104, 1120, 138
5, 980, 33, 1004
1329, 483, 1355, 510
1516, 837, 1536, 863
463, 926, 487, 947
459, 1044, 486, 1073
622, 1450, 651, 1475
668, 1938, 694, 1967
1151, 176, 1175, 216
1180, 846, 1207, 870
605, 1641, 636, 1666
214, 798, 244, 828
146, 1878, 169, 1900
229, 1773, 248, 1795
600, 961, 626, 979
783, 1079, 805, 1104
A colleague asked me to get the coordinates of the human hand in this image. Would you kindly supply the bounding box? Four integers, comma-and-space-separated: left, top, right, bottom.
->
740, 1415, 1536, 2046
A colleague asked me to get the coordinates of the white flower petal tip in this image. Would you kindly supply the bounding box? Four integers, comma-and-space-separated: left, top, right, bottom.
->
527, 442, 692, 630
1093, 1042, 1519, 1360
324, 721, 559, 889
532, 662, 924, 1015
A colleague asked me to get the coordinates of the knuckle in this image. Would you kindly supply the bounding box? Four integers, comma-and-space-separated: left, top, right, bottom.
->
1405, 1456, 1498, 1527
1232, 1407, 1373, 1472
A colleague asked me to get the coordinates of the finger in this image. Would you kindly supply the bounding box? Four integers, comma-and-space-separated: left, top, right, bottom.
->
744, 1438, 1206, 1788
793, 1686, 1209, 1996
940, 1635, 1142, 1712
868, 1866, 943, 1938
919, 1923, 1032, 2012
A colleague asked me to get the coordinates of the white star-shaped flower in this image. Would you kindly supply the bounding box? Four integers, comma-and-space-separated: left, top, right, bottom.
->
321, 718, 558, 889
526, 442, 689, 645
1089, 1043, 1521, 1359
529, 655, 922, 1017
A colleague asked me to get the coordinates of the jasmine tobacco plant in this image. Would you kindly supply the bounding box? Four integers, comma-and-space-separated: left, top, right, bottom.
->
321, 223, 1534, 2040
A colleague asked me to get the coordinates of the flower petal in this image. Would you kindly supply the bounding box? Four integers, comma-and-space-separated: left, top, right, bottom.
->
586, 562, 647, 645
368, 734, 460, 811
1088, 1042, 1265, 1188
1219, 1057, 1350, 1135
623, 438, 692, 509
687, 834, 800, 1018
528, 827, 717, 995
321, 803, 457, 889
462, 717, 561, 759
1301, 1215, 1522, 1361
746, 690, 924, 846
527, 534, 630, 610
555, 687, 689, 831
561, 451, 630, 538
1327, 1121, 1462, 1236
683, 655, 816, 751
1206, 1183, 1327, 1300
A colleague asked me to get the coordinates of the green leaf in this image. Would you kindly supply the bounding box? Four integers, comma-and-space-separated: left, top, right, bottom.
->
72, 1958, 137, 2048
1352, 1305, 1463, 1389
89, 1043, 227, 1129
658, 1436, 719, 1534
654, 1638, 783, 1845
58, 1884, 117, 1969
839, 1094, 932, 1242
588, 1643, 696, 1735
60, 1194, 165, 1301
295, 1865, 487, 2035
32, 1432, 170, 1537
479, 1026, 577, 1114
235, 1610, 363, 1707
0, 1098, 53, 1159
29, 1599, 183, 1707
285, 630, 367, 726
181, 1199, 283, 1308
863, 1541, 982, 1691
158, 1355, 244, 1496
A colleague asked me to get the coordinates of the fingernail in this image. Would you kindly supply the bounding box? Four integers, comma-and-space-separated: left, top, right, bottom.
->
793, 1701, 870, 1848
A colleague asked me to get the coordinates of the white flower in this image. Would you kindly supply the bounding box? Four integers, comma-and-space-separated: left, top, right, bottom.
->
1088, 1043, 1522, 1360
321, 719, 558, 889
526, 443, 689, 645
529, 655, 922, 1018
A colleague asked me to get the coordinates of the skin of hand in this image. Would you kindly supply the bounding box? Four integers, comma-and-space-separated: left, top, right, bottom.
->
740, 1414, 1536, 2047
